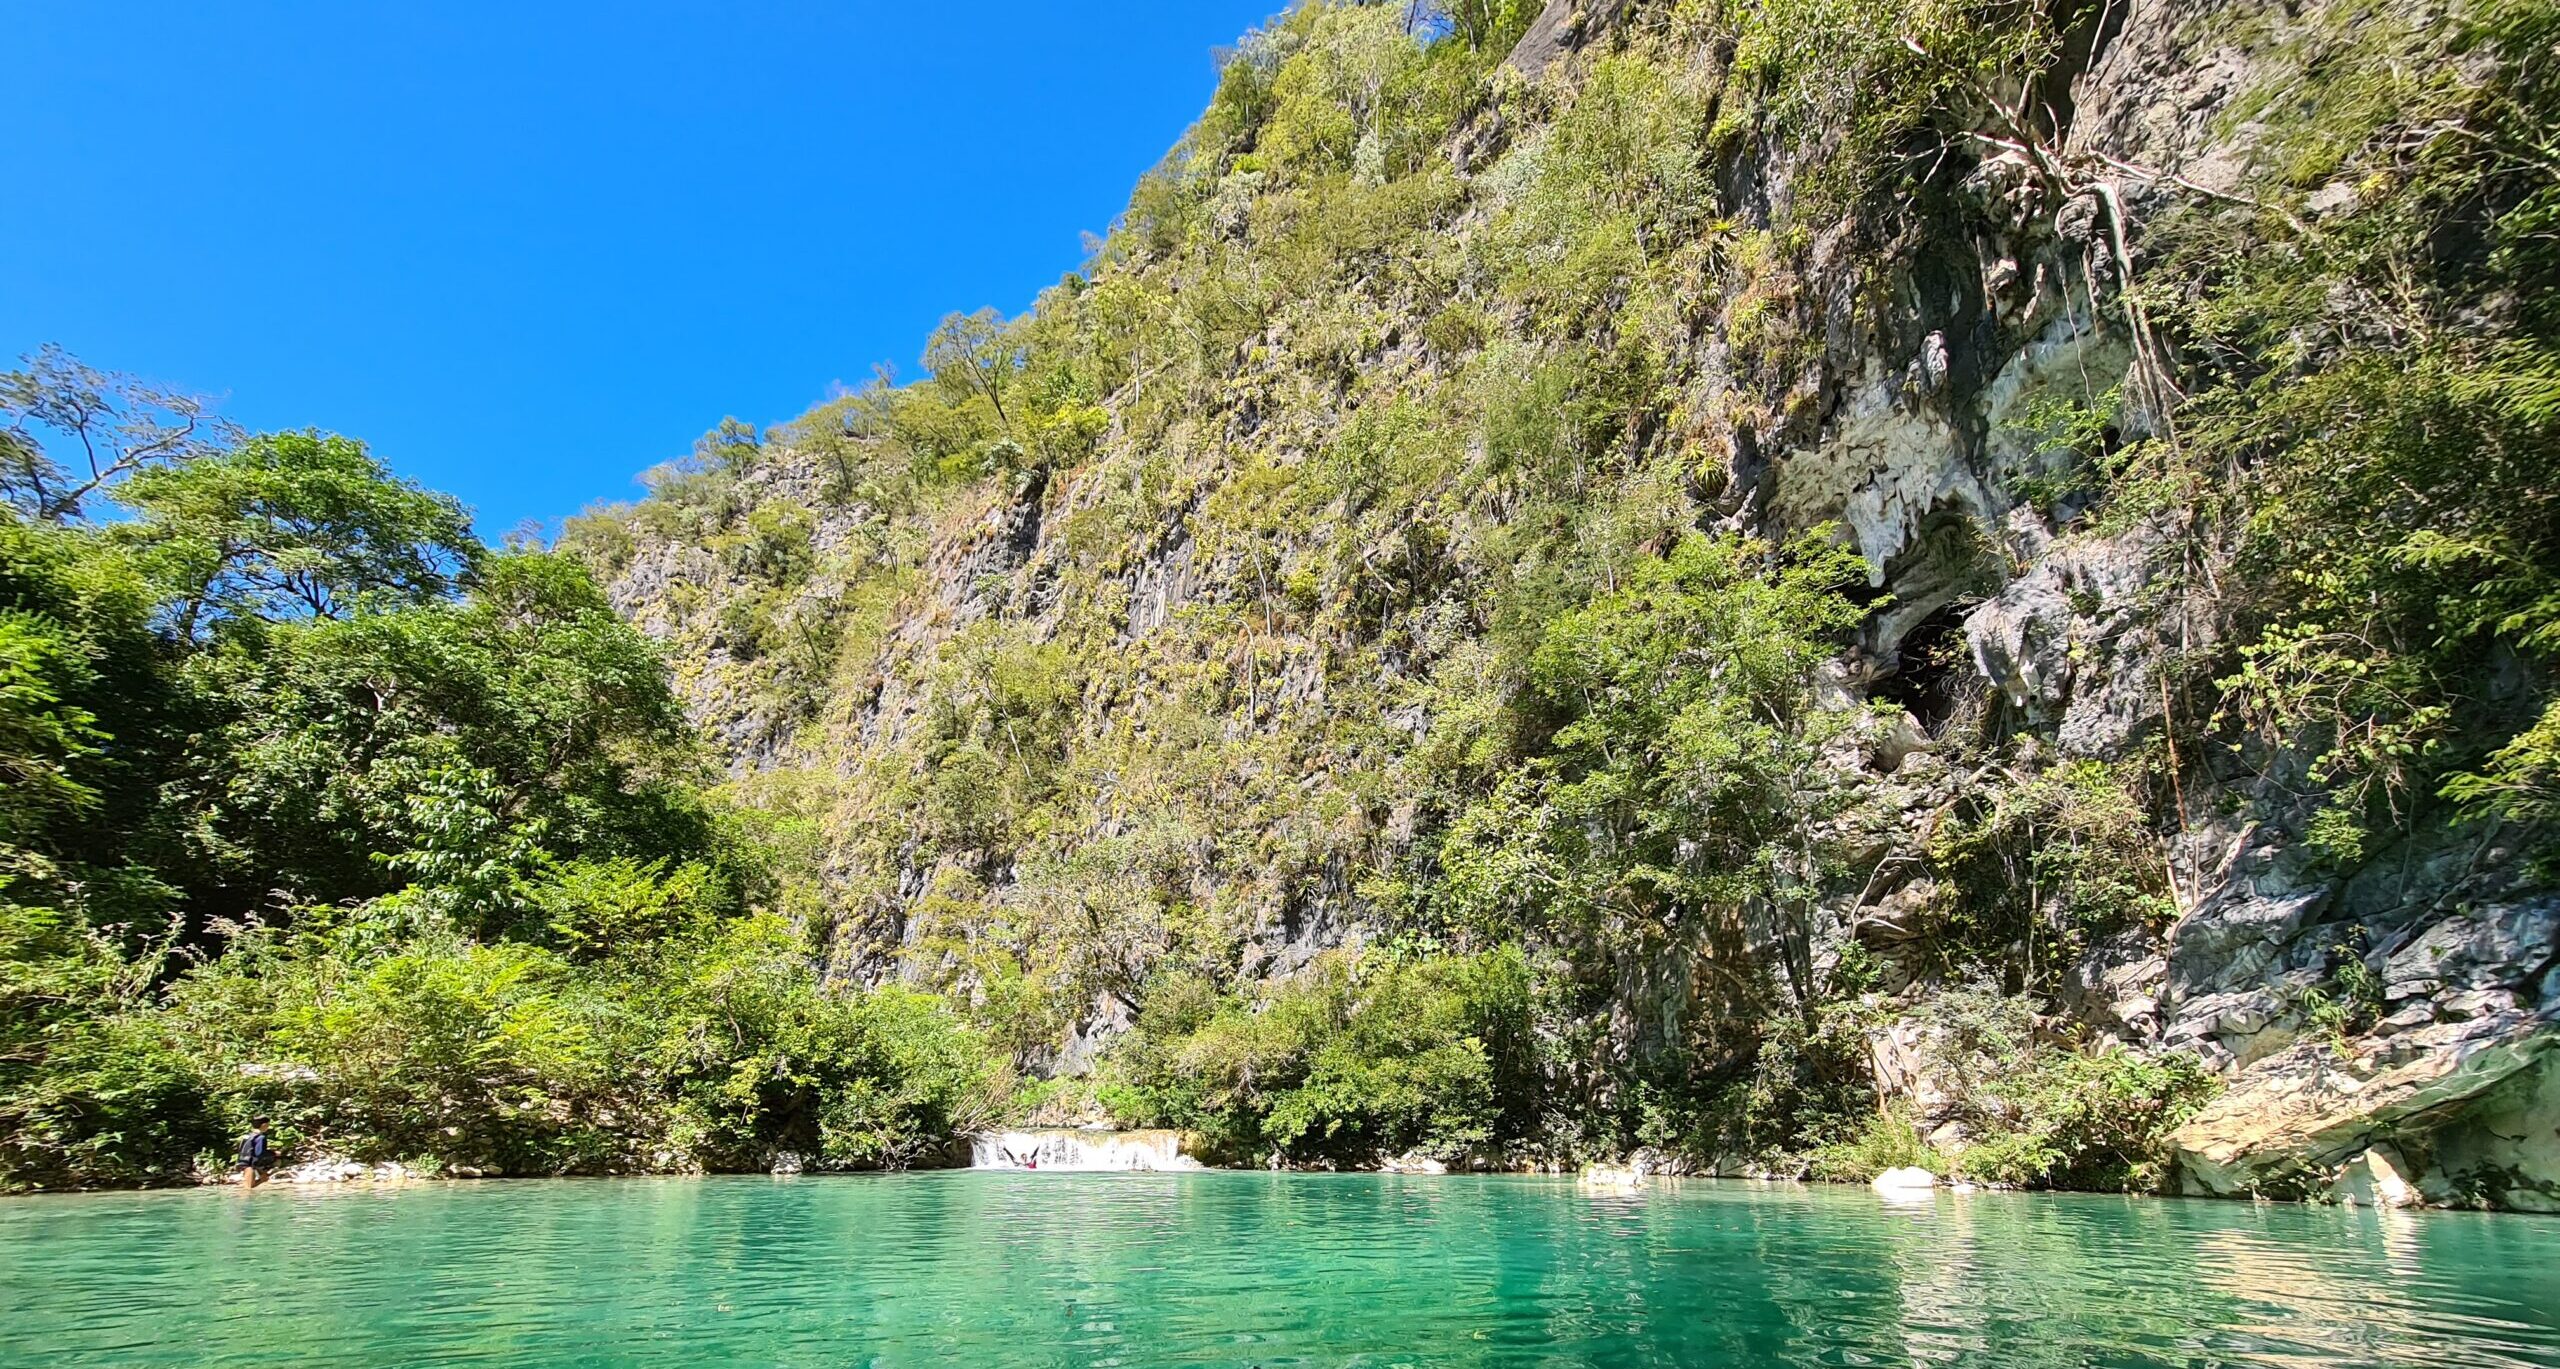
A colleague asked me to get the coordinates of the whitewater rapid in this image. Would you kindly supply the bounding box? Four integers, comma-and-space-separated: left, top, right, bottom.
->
967, 1128, 1201, 1171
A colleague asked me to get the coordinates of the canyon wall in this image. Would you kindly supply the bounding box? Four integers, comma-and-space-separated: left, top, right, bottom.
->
578, 0, 2560, 1205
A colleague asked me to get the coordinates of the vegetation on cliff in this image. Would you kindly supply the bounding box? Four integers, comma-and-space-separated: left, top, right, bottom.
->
567, 0, 2552, 1183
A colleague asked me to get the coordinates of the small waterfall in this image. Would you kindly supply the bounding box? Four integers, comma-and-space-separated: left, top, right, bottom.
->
969, 1128, 1201, 1172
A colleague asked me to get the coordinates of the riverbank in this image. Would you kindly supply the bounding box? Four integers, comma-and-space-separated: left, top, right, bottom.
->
70, 1132, 2510, 1220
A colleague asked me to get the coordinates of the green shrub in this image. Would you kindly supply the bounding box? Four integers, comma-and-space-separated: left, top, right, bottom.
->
1926, 759, 2176, 990
1957, 1047, 2222, 1191
1808, 1107, 1950, 1182
524, 855, 719, 958
0, 905, 216, 1190
1104, 947, 1532, 1164
161, 930, 630, 1175
610, 916, 1008, 1171
124, 912, 1009, 1180
1676, 1003, 1876, 1165
2176, 0, 2560, 863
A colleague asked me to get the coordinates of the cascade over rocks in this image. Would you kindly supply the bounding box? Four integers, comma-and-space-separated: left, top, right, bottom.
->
969, 1128, 1200, 1172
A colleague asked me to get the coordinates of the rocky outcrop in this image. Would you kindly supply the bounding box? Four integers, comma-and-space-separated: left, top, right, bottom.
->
2171, 1013, 2560, 1208
1504, 0, 1632, 78
2159, 867, 2558, 1204
2329, 1144, 2421, 1209
1964, 513, 2192, 758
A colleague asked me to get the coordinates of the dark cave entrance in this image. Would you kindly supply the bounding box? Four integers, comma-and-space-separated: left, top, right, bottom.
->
1873, 601, 1974, 737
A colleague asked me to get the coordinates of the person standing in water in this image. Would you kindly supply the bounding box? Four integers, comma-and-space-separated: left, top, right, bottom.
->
236, 1117, 277, 1188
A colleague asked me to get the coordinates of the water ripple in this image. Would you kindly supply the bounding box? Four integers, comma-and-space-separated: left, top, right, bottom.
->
3, 1175, 2557, 1367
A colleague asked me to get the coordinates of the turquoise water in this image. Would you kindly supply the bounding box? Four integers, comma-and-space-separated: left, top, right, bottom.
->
4, 1174, 2557, 1367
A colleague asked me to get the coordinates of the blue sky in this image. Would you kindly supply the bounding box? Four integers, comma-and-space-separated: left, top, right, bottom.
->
4, 2, 1279, 536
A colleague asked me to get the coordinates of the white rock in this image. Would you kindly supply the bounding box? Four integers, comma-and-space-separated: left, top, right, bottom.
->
1872, 1166, 1939, 1194
2332, 1145, 2420, 1209
1580, 1163, 1645, 1190
2172, 1016, 2556, 1199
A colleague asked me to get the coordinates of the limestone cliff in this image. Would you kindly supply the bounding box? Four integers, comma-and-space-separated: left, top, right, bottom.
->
575, 0, 2560, 1205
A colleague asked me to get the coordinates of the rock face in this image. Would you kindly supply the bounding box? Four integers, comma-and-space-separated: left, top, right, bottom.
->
2163, 878, 2559, 1205
2173, 1016, 2560, 1209
1504, 0, 1630, 78
2329, 1145, 2420, 1210
580, 0, 2559, 1205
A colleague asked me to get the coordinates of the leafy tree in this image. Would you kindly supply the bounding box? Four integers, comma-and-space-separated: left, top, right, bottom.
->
115, 430, 478, 635
1103, 949, 1532, 1164
631, 916, 1006, 1171
923, 308, 1026, 435
0, 515, 209, 1190
0, 611, 102, 844
1430, 0, 1543, 51
1926, 759, 2176, 990
0, 512, 192, 933
1, 346, 235, 523
183, 550, 710, 928
2154, 0, 2560, 863
1443, 533, 1871, 996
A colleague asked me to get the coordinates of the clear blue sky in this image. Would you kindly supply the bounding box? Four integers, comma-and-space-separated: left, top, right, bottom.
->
3, 2, 1279, 536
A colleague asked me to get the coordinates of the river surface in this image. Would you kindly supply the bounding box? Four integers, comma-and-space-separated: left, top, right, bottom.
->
5, 1173, 2557, 1367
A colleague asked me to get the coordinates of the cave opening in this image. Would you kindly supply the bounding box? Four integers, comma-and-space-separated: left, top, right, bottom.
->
1873, 601, 1975, 737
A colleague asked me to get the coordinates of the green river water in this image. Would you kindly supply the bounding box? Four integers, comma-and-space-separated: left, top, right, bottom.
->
4, 1173, 2557, 1367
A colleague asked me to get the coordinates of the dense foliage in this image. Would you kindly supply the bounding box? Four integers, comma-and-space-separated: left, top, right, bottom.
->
0, 360, 1006, 1189
1100, 947, 1536, 1164
2168, 0, 2560, 862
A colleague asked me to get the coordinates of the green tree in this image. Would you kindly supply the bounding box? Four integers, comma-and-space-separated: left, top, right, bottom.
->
1432, 0, 1543, 51
1445, 533, 1871, 988
923, 308, 1026, 435
0, 512, 192, 932
1, 346, 235, 523
185, 550, 711, 927
0, 612, 102, 844
2161, 0, 2560, 863
116, 430, 478, 635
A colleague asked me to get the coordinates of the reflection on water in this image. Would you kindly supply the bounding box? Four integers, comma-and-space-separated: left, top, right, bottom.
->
3, 1173, 2556, 1368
